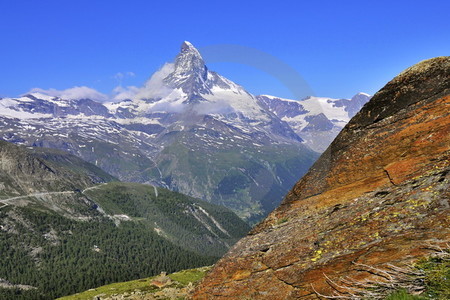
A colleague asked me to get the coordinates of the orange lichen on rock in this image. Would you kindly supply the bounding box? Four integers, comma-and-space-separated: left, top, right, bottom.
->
192, 57, 450, 299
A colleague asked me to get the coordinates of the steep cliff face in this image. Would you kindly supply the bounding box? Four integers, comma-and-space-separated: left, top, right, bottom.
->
193, 57, 450, 299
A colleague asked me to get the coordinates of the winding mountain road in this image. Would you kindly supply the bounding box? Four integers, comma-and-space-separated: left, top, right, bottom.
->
0, 191, 75, 209
0, 182, 113, 210
0, 183, 111, 210
82, 183, 107, 194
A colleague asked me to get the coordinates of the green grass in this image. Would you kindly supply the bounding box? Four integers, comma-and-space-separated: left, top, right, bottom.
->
30, 146, 117, 183
416, 251, 450, 299
58, 266, 211, 300
385, 248, 450, 300
386, 289, 424, 300
168, 267, 210, 285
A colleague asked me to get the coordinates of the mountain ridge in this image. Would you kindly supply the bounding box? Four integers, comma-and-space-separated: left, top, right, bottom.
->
0, 140, 114, 198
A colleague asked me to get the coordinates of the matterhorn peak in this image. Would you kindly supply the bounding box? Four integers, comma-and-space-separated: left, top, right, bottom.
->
180, 41, 199, 53
163, 41, 210, 96
173, 41, 206, 76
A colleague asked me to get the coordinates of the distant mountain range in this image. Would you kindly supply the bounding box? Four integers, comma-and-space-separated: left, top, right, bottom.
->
0, 41, 370, 222
258, 92, 370, 152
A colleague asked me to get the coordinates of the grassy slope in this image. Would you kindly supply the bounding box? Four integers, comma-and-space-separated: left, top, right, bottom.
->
58, 267, 211, 300
29, 146, 117, 183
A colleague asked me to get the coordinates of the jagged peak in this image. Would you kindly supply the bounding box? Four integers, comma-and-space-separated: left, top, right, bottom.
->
173, 41, 205, 74
180, 41, 198, 52
162, 41, 209, 95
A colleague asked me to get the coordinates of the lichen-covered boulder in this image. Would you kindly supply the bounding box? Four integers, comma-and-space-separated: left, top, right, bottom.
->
192, 57, 450, 299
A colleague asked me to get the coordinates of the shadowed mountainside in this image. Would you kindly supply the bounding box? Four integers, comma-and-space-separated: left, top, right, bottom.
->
0, 140, 115, 198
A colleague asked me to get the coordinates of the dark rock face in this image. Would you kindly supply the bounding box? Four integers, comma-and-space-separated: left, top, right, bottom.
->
353, 57, 450, 127
301, 113, 334, 132
192, 57, 450, 299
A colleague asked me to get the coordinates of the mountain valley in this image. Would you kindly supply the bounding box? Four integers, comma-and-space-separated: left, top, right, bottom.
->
0, 140, 249, 299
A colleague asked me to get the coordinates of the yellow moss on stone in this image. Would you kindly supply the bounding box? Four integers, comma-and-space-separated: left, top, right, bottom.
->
311, 249, 323, 262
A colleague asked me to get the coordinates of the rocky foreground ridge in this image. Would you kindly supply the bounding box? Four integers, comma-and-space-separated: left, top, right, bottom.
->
192, 57, 450, 299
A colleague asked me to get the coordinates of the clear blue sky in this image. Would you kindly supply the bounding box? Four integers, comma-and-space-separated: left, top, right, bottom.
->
1, 0, 449, 99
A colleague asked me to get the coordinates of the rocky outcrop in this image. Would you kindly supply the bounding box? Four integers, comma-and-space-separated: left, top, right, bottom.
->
192, 57, 450, 299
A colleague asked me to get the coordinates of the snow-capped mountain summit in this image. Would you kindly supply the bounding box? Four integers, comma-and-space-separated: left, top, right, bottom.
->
162, 41, 249, 102
107, 41, 301, 143
0, 41, 368, 222
164, 41, 211, 96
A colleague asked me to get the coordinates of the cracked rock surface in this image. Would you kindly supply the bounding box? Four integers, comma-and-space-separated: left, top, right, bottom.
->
192, 57, 450, 299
